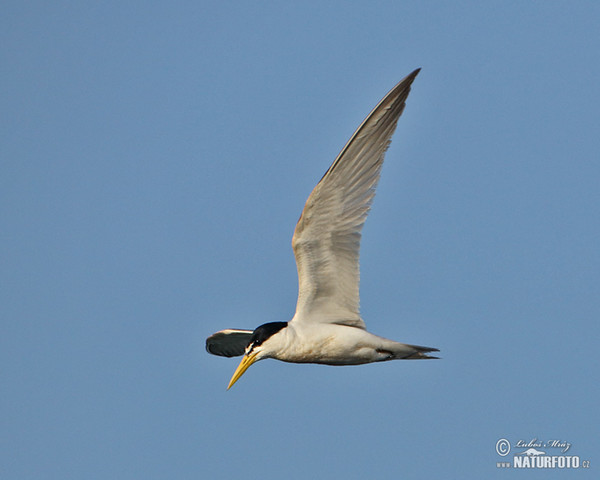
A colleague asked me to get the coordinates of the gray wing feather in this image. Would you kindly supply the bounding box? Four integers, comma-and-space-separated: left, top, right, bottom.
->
206, 329, 253, 357
291, 69, 420, 328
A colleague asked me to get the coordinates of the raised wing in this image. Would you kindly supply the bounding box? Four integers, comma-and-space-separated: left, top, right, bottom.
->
291, 69, 420, 328
206, 329, 253, 357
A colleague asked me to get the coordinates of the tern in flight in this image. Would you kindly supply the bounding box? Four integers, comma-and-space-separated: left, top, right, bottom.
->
206, 69, 438, 389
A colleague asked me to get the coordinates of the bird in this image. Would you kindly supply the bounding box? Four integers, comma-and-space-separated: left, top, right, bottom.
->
206, 68, 439, 389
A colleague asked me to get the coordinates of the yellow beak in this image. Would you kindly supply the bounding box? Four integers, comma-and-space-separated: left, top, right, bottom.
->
227, 352, 259, 390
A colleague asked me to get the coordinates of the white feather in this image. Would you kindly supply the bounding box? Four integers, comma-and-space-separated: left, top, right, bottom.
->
291, 69, 420, 329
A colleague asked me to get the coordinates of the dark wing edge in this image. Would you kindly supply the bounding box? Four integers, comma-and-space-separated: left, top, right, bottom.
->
318, 68, 420, 181
205, 329, 253, 357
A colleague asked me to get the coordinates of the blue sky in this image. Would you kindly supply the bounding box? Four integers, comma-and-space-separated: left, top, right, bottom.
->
2, 1, 599, 478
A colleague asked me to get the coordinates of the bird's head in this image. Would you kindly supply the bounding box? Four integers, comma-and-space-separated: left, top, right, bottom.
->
227, 321, 288, 389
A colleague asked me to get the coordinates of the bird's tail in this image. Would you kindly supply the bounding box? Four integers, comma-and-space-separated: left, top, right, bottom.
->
400, 343, 440, 360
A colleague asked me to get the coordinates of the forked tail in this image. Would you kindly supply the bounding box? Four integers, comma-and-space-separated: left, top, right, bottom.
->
402, 343, 440, 360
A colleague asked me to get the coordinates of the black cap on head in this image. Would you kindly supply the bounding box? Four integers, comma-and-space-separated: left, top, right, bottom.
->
248, 322, 288, 348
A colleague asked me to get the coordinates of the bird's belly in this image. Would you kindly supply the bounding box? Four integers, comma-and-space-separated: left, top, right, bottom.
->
277, 328, 386, 365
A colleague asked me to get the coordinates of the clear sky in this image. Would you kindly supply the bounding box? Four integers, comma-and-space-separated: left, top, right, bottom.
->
2, 1, 599, 478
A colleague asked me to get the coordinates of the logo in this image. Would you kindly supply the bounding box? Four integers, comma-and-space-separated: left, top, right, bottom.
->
495, 439, 511, 456
517, 448, 545, 456
495, 438, 591, 470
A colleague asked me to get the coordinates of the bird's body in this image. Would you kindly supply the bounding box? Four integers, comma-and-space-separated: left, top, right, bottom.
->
206, 69, 439, 388
259, 322, 434, 365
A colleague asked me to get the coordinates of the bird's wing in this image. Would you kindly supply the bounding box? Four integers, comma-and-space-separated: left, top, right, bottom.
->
291, 69, 420, 329
206, 329, 253, 357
